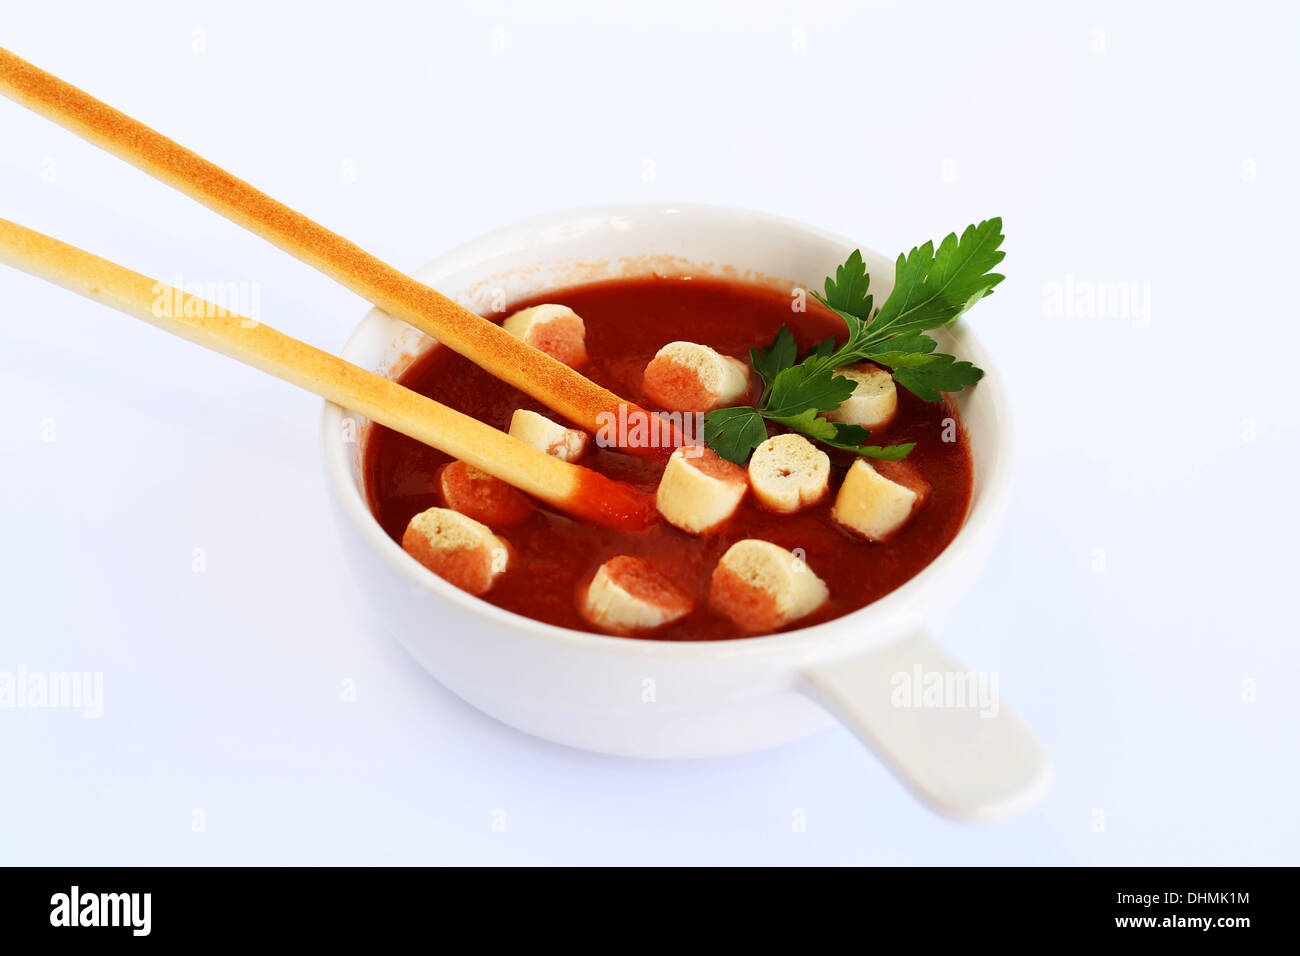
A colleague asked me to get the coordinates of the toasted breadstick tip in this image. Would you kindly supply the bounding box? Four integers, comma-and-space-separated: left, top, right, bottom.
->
709, 539, 828, 633
402, 507, 510, 595
582, 556, 694, 633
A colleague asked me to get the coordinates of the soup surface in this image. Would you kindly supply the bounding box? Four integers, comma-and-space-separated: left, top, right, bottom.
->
365, 275, 973, 641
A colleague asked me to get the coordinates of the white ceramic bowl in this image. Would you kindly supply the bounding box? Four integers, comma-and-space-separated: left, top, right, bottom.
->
322, 203, 1050, 822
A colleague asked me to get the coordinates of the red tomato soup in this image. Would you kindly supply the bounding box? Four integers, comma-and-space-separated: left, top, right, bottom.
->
365, 276, 973, 641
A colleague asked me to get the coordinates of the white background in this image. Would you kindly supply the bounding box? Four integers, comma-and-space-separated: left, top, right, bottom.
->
2, 1, 1297, 865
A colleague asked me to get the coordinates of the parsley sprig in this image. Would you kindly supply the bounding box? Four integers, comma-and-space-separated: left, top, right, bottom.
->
703, 218, 1005, 464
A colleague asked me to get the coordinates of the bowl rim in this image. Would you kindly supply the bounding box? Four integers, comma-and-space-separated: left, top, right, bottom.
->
321, 201, 1014, 661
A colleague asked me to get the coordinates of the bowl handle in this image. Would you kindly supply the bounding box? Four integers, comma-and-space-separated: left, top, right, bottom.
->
799, 628, 1051, 822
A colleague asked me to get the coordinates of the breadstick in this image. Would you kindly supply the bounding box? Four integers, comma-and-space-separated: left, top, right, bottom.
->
0, 47, 680, 456
0, 217, 656, 531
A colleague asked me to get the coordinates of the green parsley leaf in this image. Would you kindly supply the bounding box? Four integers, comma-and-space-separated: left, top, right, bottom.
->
702, 220, 1002, 464
702, 406, 768, 464
812, 337, 836, 358
749, 325, 796, 398
863, 332, 938, 361
845, 443, 917, 462
819, 420, 871, 446
764, 407, 841, 441
862, 218, 1005, 346
764, 364, 857, 419
890, 353, 985, 402
818, 248, 874, 320
765, 413, 916, 461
